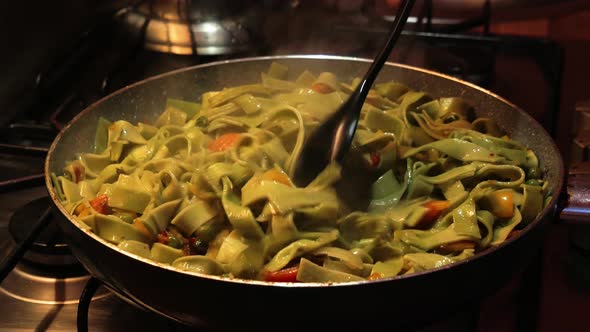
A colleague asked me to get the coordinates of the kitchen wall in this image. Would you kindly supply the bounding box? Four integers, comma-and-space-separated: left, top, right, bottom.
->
0, 1, 134, 125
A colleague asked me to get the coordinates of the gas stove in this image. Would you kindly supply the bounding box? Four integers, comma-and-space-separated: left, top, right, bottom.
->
0, 1, 566, 331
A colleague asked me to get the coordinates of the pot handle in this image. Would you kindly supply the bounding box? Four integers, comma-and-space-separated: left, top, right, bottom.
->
559, 161, 590, 222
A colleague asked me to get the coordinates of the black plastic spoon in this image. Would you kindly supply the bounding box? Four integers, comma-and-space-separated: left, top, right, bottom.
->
292, 0, 416, 187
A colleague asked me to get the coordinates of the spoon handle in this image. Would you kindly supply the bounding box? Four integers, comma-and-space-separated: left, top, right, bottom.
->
361, 0, 416, 92
292, 0, 416, 187
330, 0, 416, 162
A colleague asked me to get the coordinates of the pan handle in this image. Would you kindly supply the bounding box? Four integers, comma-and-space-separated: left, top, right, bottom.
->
558, 161, 590, 222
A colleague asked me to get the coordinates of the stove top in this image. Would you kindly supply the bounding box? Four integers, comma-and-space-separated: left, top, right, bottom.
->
0, 1, 563, 331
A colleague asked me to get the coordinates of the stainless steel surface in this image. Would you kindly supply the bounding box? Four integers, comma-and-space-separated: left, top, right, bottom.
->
0, 187, 191, 331
0, 284, 185, 332
118, 0, 263, 55
0, 264, 108, 305
561, 162, 590, 223
45, 55, 563, 329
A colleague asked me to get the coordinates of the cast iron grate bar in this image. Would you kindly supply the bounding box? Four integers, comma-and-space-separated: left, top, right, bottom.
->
0, 143, 49, 157
0, 207, 52, 284
77, 277, 102, 332
2, 123, 56, 142
49, 93, 80, 131
0, 174, 45, 193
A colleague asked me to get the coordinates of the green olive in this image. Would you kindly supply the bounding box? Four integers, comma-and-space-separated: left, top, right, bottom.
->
167, 236, 182, 249
117, 214, 134, 224
525, 179, 542, 186
527, 166, 541, 179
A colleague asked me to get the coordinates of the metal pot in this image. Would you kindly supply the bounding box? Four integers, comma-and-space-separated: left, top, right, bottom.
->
44, 55, 563, 330
117, 0, 264, 55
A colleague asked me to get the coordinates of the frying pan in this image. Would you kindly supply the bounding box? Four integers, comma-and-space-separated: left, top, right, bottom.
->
44, 55, 563, 330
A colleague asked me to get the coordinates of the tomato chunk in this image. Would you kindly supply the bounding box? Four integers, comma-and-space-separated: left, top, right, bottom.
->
156, 230, 169, 245
133, 219, 153, 239
367, 272, 384, 281
311, 83, 334, 94
416, 200, 450, 229
208, 133, 241, 152
370, 153, 381, 168
264, 266, 299, 282
89, 195, 110, 214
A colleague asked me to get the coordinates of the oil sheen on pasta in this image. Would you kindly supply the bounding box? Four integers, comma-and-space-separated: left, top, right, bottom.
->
52, 62, 548, 283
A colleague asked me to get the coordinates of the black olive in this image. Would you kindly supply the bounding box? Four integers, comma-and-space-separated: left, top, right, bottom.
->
443, 114, 459, 124
184, 236, 208, 255
196, 116, 209, 128
525, 179, 542, 186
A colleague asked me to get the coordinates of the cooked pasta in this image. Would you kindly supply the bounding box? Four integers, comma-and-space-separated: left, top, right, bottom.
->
52, 62, 548, 282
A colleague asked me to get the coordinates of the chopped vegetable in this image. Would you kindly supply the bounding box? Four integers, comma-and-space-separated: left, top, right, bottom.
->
311, 72, 339, 93
370, 153, 381, 168
196, 116, 209, 127
525, 179, 542, 186
167, 236, 182, 249
207, 133, 241, 152
132, 219, 153, 240
264, 266, 299, 282
90, 195, 111, 214
311, 83, 334, 94
527, 166, 541, 180
183, 236, 208, 255
367, 272, 384, 280
156, 230, 169, 245
74, 203, 91, 218
113, 209, 137, 223
417, 200, 450, 228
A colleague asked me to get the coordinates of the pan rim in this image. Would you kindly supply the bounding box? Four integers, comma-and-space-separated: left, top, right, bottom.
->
44, 54, 565, 288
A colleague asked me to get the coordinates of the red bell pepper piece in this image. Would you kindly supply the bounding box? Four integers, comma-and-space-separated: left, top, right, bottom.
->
264, 266, 299, 282
370, 153, 381, 167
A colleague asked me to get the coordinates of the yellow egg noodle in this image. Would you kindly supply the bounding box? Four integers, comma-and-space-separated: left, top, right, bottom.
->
52, 62, 548, 282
